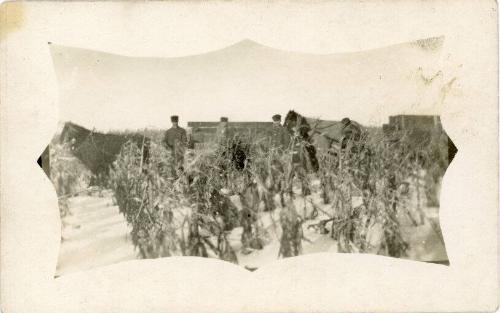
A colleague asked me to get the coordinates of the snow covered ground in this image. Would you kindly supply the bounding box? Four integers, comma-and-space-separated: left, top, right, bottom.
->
56, 190, 448, 277
56, 192, 136, 277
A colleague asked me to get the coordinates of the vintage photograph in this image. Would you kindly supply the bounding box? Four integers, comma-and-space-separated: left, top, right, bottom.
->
41, 37, 457, 276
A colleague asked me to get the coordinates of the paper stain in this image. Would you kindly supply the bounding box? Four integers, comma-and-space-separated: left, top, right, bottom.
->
413, 60, 461, 117
413, 36, 444, 52
0, 1, 25, 41
417, 67, 443, 86
438, 77, 457, 106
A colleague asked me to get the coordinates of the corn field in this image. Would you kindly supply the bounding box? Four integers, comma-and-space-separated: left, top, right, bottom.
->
104, 126, 448, 266
50, 142, 93, 218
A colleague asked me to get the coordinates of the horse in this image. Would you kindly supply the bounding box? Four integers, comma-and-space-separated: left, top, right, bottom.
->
283, 110, 373, 161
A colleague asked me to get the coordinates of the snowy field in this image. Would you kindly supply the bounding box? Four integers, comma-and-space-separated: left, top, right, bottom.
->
56, 188, 447, 277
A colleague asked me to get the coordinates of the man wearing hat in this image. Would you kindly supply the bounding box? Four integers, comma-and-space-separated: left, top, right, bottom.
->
269, 114, 290, 151
163, 115, 187, 169
215, 117, 231, 145
340, 117, 362, 150
261, 114, 291, 210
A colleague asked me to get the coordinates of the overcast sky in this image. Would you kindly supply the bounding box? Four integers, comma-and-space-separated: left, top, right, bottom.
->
50, 37, 452, 131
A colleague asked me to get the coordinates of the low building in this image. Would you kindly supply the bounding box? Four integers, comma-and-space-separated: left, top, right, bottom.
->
187, 121, 273, 149
383, 114, 456, 163
386, 115, 442, 131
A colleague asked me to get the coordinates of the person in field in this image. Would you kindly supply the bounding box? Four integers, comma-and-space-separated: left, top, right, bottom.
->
162, 115, 187, 171
214, 117, 233, 186
215, 116, 231, 145
340, 117, 362, 150
269, 114, 291, 151
287, 124, 312, 196
259, 114, 290, 211
339, 117, 373, 194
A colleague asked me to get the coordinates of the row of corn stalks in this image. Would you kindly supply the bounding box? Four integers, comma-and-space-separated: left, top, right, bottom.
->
107, 129, 447, 264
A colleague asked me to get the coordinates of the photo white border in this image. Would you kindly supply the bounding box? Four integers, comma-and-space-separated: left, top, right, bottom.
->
1, 1, 498, 312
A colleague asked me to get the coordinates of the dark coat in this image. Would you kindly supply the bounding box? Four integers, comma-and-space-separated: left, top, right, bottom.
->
341, 122, 362, 149
269, 124, 291, 150
163, 127, 187, 149
163, 127, 187, 165
215, 124, 234, 145
341, 122, 361, 139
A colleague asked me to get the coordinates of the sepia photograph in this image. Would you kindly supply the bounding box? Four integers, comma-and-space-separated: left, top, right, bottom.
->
42, 37, 457, 276
2, 1, 498, 312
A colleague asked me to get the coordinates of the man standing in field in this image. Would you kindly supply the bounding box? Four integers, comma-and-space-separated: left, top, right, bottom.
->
340, 117, 362, 150
287, 123, 312, 196
261, 114, 291, 210
340, 117, 372, 192
163, 115, 187, 170
214, 117, 235, 187
215, 116, 231, 145
269, 114, 291, 151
